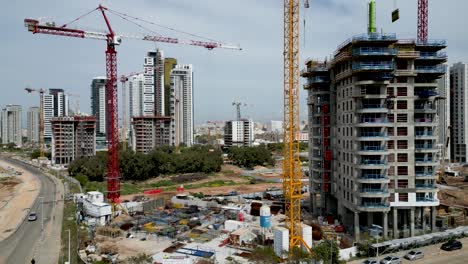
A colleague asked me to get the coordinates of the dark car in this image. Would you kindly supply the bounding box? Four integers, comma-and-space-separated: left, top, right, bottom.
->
361, 260, 378, 264
441, 239, 462, 251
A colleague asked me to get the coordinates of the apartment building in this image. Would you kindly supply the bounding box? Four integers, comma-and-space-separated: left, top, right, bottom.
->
224, 119, 254, 147
27, 106, 40, 143
1, 105, 22, 147
91, 77, 107, 136
171, 64, 194, 147
131, 116, 174, 153
450, 62, 468, 162
302, 33, 446, 240
51, 116, 96, 165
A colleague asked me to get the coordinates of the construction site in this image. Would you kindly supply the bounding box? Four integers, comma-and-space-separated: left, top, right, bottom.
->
15, 0, 468, 264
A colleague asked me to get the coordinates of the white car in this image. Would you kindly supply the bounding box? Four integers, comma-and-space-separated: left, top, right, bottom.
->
379, 256, 401, 264
362, 260, 378, 264
404, 250, 424, 261
28, 211, 37, 221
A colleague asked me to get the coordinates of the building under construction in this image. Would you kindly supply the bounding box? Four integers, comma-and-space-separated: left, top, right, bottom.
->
131, 116, 174, 153
302, 1, 447, 241
51, 116, 96, 164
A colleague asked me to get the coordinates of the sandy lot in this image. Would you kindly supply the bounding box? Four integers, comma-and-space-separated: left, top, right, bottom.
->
0, 159, 40, 241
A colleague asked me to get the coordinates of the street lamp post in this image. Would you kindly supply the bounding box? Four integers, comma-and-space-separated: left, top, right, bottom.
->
67, 229, 71, 263
38, 196, 44, 240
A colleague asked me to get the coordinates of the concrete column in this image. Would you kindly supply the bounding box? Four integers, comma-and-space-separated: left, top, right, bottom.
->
367, 212, 374, 226
383, 212, 388, 239
422, 207, 426, 233
354, 212, 360, 241
403, 209, 408, 229
393, 208, 398, 238
431, 206, 436, 231
410, 208, 415, 237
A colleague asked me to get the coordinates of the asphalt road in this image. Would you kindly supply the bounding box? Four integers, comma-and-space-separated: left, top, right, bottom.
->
350, 237, 468, 264
0, 157, 57, 264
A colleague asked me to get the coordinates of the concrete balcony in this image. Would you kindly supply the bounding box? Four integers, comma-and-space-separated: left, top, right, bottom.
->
415, 172, 436, 179
357, 202, 391, 212
415, 184, 438, 191
359, 189, 390, 198
415, 90, 438, 98
397, 50, 420, 58
358, 160, 389, 169
415, 39, 447, 48
415, 131, 437, 139
358, 146, 389, 155
352, 62, 394, 72
356, 104, 389, 113
358, 174, 389, 184
414, 105, 437, 113
416, 52, 447, 62
353, 47, 397, 57
415, 65, 446, 75
414, 119, 437, 127
394, 69, 417, 76
357, 132, 389, 141
415, 158, 438, 166
357, 118, 391, 127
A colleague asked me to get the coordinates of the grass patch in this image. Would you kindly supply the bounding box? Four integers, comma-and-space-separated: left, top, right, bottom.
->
58, 201, 79, 264
221, 169, 235, 175
185, 180, 237, 189
149, 180, 174, 188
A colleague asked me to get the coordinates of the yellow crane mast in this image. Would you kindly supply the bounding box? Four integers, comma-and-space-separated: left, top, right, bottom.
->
283, 0, 310, 253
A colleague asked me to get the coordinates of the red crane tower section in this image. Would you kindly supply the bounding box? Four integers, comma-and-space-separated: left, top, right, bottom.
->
417, 0, 428, 42
24, 5, 241, 205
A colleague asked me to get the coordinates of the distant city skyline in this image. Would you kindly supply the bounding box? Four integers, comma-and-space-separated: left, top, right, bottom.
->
2, 1, 468, 125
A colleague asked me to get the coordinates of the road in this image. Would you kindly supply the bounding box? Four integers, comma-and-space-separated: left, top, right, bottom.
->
349, 237, 468, 264
0, 157, 58, 264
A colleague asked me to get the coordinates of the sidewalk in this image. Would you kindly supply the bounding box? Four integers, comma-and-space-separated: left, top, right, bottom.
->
33, 171, 65, 264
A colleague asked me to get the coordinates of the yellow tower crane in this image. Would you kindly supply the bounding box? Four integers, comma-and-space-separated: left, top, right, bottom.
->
283, 0, 311, 254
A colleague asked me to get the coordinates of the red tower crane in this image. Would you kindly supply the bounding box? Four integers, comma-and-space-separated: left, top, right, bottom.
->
24, 5, 241, 206
417, 0, 428, 42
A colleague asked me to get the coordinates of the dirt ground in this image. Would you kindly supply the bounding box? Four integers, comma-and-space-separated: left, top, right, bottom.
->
0, 159, 40, 241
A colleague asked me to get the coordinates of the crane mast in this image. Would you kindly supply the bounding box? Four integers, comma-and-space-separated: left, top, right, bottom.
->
25, 88, 46, 159
283, 0, 309, 253
418, 0, 428, 42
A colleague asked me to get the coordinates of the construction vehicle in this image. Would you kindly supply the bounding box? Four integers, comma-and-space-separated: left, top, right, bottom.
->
24, 5, 240, 208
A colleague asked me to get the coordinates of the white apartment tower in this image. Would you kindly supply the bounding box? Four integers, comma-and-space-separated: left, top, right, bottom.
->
27, 106, 40, 143
171, 64, 194, 147
450, 62, 468, 162
42, 88, 69, 143
143, 49, 165, 116
224, 119, 254, 147
1, 105, 22, 147
91, 77, 107, 136
129, 74, 144, 118
437, 72, 450, 160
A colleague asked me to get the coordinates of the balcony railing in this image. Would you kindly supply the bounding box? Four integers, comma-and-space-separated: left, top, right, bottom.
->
361, 146, 386, 151
415, 118, 434, 123
361, 189, 388, 194
361, 160, 387, 165
361, 174, 387, 179
359, 132, 387, 137
415, 65, 446, 74
416, 131, 434, 136
416, 172, 434, 177
416, 197, 437, 202
415, 158, 435, 163
353, 62, 394, 71
307, 76, 329, 84
361, 118, 389, 123
335, 33, 397, 55
416, 39, 447, 46
353, 47, 397, 56
362, 104, 387, 109
415, 90, 438, 97
360, 202, 390, 208
418, 51, 448, 59
415, 104, 436, 110
416, 184, 437, 189
415, 144, 434, 150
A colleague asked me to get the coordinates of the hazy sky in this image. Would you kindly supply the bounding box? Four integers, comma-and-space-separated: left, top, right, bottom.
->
2, 0, 468, 125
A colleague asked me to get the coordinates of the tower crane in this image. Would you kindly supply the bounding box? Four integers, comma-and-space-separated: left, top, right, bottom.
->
417, 0, 428, 42
24, 5, 241, 206
25, 87, 46, 159
120, 71, 143, 151
283, 0, 311, 255
232, 101, 247, 120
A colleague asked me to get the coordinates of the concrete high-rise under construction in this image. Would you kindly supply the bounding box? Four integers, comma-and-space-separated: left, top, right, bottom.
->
51, 116, 96, 164
302, 3, 447, 240
91, 77, 107, 136
42, 88, 69, 143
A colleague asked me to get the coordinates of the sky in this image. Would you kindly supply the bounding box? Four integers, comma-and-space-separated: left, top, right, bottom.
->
1, 0, 468, 126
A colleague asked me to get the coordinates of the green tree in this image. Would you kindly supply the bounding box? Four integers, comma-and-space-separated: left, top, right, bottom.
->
249, 246, 278, 264
311, 240, 344, 264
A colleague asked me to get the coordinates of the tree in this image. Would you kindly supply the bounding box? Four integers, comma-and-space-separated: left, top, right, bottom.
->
228, 145, 274, 168
311, 240, 344, 264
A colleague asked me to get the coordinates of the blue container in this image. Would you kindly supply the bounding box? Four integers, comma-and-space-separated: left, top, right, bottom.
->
260, 215, 271, 228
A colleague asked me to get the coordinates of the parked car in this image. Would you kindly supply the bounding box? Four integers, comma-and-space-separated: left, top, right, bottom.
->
379, 256, 401, 264
361, 259, 378, 264
28, 212, 37, 221
441, 239, 463, 251
404, 250, 424, 261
